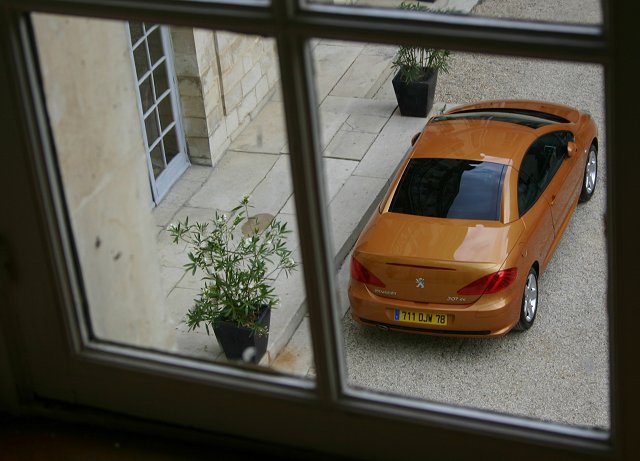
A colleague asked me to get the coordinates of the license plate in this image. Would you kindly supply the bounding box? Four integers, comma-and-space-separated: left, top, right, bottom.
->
394, 309, 447, 326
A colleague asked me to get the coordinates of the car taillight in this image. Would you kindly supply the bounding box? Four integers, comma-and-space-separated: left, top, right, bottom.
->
350, 256, 385, 287
457, 268, 518, 295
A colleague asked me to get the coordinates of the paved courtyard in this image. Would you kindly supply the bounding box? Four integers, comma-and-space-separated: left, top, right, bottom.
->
151, 0, 608, 430
153, 37, 432, 363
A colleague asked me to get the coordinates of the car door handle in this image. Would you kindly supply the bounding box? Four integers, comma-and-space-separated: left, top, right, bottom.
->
550, 194, 556, 205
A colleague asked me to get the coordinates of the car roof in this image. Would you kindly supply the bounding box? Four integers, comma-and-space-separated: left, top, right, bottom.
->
411, 100, 581, 166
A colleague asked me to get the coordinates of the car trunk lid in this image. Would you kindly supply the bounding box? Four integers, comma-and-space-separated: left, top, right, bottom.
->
353, 212, 523, 304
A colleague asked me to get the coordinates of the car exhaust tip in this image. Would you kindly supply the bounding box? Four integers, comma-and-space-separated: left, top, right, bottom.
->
376, 324, 390, 332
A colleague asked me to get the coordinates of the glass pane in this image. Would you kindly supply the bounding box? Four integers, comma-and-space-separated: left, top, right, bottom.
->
150, 142, 165, 177
139, 74, 154, 113
306, 0, 603, 25
144, 110, 161, 145
129, 21, 145, 46
157, 94, 173, 131
32, 14, 314, 378
163, 126, 179, 164
147, 27, 164, 65
311, 36, 608, 429
153, 62, 170, 98
132, 41, 150, 78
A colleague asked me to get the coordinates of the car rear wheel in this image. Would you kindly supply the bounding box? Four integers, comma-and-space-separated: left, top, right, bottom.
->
579, 144, 597, 203
514, 267, 538, 331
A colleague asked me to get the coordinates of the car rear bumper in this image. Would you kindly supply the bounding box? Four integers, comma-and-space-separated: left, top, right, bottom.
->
348, 280, 521, 337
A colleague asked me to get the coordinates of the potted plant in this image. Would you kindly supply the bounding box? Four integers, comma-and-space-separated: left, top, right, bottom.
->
168, 196, 297, 364
391, 1, 452, 117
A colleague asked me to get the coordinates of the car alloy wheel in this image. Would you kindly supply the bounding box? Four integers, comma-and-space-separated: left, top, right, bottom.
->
514, 267, 538, 331
579, 144, 597, 202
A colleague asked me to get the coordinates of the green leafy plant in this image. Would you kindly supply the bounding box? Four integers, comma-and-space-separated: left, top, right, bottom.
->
391, 1, 452, 82
168, 196, 297, 337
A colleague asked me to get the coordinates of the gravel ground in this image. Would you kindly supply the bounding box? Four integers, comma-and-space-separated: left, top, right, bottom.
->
343, 0, 609, 429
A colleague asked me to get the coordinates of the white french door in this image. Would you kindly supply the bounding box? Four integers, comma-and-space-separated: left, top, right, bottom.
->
128, 22, 189, 204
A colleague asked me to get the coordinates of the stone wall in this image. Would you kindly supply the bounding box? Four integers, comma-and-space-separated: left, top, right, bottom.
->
32, 14, 174, 351
171, 28, 279, 167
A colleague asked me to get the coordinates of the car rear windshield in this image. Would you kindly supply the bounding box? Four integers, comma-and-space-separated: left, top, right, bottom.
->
389, 159, 505, 221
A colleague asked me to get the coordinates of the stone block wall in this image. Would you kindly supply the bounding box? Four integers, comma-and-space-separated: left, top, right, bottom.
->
171, 28, 279, 167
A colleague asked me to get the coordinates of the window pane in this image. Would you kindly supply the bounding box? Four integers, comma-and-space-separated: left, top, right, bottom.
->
150, 142, 165, 177
32, 14, 314, 378
139, 75, 154, 113
153, 62, 170, 98
306, 0, 602, 25
157, 94, 173, 130
144, 110, 161, 145
129, 21, 145, 46
147, 27, 164, 65
163, 126, 179, 164
132, 40, 149, 78
311, 34, 608, 428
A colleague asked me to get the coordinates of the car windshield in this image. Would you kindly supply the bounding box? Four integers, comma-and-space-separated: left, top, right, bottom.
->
389, 159, 505, 221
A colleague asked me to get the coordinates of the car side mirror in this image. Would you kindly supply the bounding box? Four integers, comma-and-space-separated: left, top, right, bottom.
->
567, 141, 578, 157
411, 132, 421, 146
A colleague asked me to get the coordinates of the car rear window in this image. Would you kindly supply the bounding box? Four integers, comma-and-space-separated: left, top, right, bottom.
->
389, 159, 505, 221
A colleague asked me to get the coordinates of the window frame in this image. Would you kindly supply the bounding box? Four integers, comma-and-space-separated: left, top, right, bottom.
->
1, 1, 637, 460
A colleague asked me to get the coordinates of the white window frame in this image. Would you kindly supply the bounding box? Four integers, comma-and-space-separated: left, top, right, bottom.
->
1, 1, 637, 460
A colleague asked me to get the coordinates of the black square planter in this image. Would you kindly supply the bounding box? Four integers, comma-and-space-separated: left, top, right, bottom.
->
213, 305, 271, 364
392, 68, 438, 117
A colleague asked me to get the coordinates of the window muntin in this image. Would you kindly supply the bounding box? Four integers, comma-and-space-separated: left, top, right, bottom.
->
389, 158, 505, 221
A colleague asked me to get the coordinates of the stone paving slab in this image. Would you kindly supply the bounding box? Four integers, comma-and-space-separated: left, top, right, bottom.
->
271, 316, 313, 377
265, 268, 309, 363
321, 95, 397, 117
353, 111, 429, 179
325, 129, 377, 161
329, 174, 388, 265
249, 155, 294, 216
312, 41, 364, 101
188, 151, 278, 211
229, 100, 287, 154
330, 52, 395, 98
282, 157, 358, 214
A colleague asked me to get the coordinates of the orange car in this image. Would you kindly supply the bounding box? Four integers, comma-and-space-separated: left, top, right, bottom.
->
349, 100, 598, 337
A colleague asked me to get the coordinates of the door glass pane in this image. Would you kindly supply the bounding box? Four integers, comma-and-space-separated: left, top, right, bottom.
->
133, 42, 150, 77
129, 21, 145, 45
147, 28, 164, 65
145, 110, 161, 145
163, 126, 179, 163
153, 63, 170, 98
139, 75, 154, 113
157, 94, 173, 130
32, 13, 314, 378
150, 143, 165, 177
310, 35, 608, 428
306, 0, 602, 25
